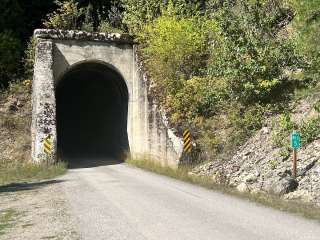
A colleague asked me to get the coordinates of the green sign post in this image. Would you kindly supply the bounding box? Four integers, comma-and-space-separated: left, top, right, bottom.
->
290, 131, 300, 178
290, 131, 301, 149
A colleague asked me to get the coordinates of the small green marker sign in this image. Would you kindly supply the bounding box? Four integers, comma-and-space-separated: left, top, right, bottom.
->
290, 131, 301, 149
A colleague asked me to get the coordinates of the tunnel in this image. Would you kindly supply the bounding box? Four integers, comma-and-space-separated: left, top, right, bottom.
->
56, 61, 129, 167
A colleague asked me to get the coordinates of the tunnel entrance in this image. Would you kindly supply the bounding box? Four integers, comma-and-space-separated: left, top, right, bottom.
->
56, 61, 129, 167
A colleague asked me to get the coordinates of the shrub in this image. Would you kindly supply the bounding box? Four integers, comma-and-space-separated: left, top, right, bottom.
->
207, 0, 299, 104
170, 76, 227, 123
300, 117, 320, 146
290, 0, 320, 85
272, 106, 320, 157
140, 6, 221, 106
23, 37, 37, 79
98, 22, 124, 33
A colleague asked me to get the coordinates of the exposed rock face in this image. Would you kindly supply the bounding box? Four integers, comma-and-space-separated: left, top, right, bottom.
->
190, 96, 320, 206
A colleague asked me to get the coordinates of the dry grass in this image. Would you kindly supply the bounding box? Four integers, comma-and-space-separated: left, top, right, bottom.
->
126, 158, 320, 221
0, 208, 19, 236
0, 162, 67, 186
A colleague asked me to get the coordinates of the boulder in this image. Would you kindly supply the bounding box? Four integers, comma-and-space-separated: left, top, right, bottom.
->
267, 177, 298, 195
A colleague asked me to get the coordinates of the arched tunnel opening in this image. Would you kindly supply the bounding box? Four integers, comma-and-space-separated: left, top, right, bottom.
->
56, 61, 129, 168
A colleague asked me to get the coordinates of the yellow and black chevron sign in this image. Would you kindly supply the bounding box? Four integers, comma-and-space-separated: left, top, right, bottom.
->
43, 137, 52, 155
183, 129, 192, 153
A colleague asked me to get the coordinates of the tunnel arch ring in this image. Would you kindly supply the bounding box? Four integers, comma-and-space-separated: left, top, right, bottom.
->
55, 59, 130, 97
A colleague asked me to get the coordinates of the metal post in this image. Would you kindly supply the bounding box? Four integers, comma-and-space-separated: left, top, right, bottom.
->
292, 149, 297, 178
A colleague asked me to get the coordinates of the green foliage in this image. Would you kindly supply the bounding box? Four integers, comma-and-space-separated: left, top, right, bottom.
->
0, 31, 22, 88
300, 117, 320, 146
81, 2, 94, 32
195, 116, 231, 160
170, 77, 227, 123
272, 108, 320, 156
23, 37, 37, 79
269, 159, 278, 170
290, 0, 320, 84
272, 113, 296, 147
121, 0, 164, 34
98, 21, 124, 33
228, 104, 269, 142
43, 0, 85, 30
207, 0, 299, 104
314, 100, 320, 113
140, 6, 221, 106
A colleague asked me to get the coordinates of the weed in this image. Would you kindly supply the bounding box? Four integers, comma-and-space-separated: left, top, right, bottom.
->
269, 159, 278, 170
0, 162, 67, 186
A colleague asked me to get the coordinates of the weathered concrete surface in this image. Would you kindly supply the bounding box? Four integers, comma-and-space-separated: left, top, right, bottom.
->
32, 29, 183, 166
32, 39, 57, 162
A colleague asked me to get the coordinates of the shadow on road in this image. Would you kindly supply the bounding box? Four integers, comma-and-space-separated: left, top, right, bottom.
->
0, 180, 65, 193
67, 158, 124, 169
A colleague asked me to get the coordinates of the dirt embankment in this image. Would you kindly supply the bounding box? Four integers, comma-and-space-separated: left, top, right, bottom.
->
0, 83, 32, 166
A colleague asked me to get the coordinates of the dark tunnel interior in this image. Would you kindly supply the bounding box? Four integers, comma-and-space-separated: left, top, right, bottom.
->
56, 62, 129, 168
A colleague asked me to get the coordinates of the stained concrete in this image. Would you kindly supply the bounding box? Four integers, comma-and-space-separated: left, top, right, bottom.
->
32, 29, 183, 166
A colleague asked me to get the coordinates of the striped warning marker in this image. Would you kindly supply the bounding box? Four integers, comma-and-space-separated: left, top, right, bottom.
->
183, 129, 192, 153
43, 137, 52, 155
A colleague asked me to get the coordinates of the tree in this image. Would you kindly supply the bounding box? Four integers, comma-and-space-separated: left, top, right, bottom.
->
0, 32, 21, 88
121, 0, 165, 34
43, 0, 85, 30
290, 0, 320, 84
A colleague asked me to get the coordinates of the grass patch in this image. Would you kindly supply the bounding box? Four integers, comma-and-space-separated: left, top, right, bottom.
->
294, 84, 320, 100
0, 208, 20, 236
126, 158, 320, 221
0, 162, 67, 186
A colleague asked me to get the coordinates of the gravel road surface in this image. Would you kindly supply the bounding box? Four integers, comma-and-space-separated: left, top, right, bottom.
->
60, 163, 320, 240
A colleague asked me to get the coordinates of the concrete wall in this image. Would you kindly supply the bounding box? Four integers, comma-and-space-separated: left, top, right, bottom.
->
32, 29, 183, 166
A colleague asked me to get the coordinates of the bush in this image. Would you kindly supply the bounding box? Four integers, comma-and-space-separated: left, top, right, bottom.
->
98, 21, 124, 33
272, 106, 320, 157
23, 37, 37, 79
290, 0, 320, 85
207, 0, 299, 104
170, 76, 227, 123
300, 117, 320, 146
140, 5, 221, 106
121, 0, 164, 34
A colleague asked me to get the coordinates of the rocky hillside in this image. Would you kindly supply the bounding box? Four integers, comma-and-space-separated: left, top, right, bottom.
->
190, 94, 320, 206
0, 82, 32, 166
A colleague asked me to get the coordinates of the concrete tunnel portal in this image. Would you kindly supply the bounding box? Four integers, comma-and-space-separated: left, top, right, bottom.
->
55, 61, 129, 166
32, 30, 181, 166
